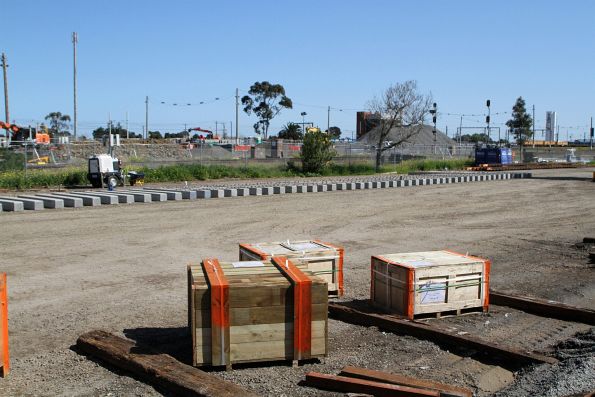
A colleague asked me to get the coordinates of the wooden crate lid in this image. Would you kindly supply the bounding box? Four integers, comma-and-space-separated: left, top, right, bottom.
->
242, 240, 335, 255
189, 260, 327, 289
375, 250, 486, 269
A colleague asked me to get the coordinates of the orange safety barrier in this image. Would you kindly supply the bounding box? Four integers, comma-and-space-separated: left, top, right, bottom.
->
0, 273, 9, 377
201, 258, 230, 367
271, 256, 312, 360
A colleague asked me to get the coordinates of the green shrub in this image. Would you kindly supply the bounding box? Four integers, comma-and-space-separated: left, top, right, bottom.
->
300, 129, 336, 173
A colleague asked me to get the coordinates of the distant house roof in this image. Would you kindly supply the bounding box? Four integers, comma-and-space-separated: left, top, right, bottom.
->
357, 124, 455, 146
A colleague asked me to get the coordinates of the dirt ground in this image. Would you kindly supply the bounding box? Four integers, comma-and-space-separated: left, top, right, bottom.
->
0, 167, 593, 396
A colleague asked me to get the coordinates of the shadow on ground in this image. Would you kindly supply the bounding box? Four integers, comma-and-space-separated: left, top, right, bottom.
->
123, 326, 192, 364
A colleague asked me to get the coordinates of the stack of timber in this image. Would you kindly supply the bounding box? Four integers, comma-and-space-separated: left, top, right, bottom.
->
188, 257, 328, 368
239, 240, 344, 296
371, 250, 490, 319
305, 366, 472, 397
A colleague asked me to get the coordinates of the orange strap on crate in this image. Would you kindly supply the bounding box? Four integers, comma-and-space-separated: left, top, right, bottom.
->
202, 258, 229, 367
271, 256, 312, 360
0, 273, 9, 377
239, 243, 269, 260
314, 240, 345, 296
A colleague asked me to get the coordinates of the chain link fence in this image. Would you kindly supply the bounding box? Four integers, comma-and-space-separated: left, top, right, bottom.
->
2, 138, 593, 172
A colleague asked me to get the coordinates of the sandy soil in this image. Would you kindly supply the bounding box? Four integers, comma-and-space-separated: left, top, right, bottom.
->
0, 167, 593, 396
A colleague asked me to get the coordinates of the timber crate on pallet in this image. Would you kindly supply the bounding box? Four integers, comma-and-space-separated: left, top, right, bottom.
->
187, 257, 328, 369
370, 251, 490, 319
238, 240, 344, 297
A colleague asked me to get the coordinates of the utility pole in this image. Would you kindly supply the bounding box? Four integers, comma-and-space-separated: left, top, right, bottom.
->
125, 112, 129, 139
485, 99, 491, 144
327, 106, 330, 133
72, 32, 78, 141
590, 117, 593, 150
458, 115, 463, 145
235, 88, 239, 143
145, 96, 149, 139
532, 104, 535, 147
1, 53, 9, 123
430, 103, 437, 154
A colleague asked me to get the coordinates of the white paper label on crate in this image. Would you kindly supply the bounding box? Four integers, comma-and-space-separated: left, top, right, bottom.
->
282, 242, 323, 251
406, 260, 434, 268
419, 281, 446, 304
232, 261, 265, 268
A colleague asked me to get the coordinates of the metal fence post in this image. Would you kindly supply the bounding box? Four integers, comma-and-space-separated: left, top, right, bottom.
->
0, 273, 9, 377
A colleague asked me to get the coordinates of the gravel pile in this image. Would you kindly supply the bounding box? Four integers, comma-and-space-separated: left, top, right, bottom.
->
494, 329, 595, 397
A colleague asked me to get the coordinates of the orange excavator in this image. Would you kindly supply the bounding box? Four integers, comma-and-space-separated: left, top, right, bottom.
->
0, 122, 50, 144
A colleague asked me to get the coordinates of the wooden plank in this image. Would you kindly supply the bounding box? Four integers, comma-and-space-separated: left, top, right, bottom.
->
0, 273, 8, 377
339, 366, 472, 397
76, 330, 258, 397
489, 290, 595, 325
304, 372, 439, 397
328, 303, 557, 368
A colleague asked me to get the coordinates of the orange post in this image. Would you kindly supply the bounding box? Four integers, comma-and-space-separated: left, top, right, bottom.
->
271, 257, 312, 360
0, 273, 9, 377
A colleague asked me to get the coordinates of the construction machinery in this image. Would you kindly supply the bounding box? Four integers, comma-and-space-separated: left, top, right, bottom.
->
87, 154, 125, 188
188, 127, 218, 140
87, 154, 145, 188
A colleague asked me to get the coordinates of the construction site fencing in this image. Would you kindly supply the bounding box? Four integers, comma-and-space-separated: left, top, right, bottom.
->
1, 140, 544, 172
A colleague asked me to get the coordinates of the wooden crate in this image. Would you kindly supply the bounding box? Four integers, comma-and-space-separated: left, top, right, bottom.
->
239, 240, 344, 297
188, 257, 328, 368
370, 251, 490, 319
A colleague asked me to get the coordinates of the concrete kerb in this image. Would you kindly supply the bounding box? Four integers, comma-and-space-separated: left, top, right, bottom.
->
196, 190, 211, 199
261, 187, 274, 195
0, 196, 44, 210
49, 192, 101, 206
18, 195, 65, 209
224, 188, 238, 197
142, 189, 183, 201
77, 192, 119, 205
0, 197, 26, 212
114, 190, 152, 203
36, 193, 83, 208
85, 191, 135, 204
209, 189, 225, 198
180, 190, 197, 200
249, 187, 262, 196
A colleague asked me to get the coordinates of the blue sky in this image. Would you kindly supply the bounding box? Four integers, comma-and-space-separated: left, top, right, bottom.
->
3, 0, 594, 140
